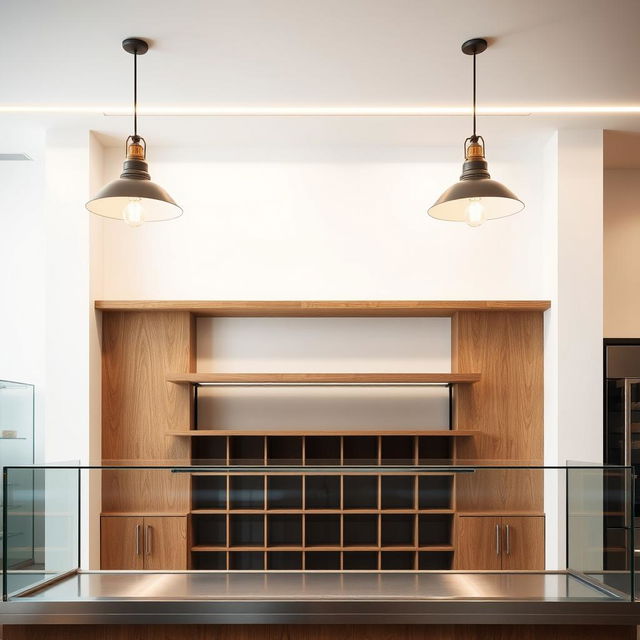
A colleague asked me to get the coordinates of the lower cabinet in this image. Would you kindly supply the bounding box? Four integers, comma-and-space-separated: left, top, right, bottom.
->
454, 515, 545, 570
101, 515, 187, 570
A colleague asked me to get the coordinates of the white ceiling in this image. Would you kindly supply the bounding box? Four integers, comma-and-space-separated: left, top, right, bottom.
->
1, 0, 640, 147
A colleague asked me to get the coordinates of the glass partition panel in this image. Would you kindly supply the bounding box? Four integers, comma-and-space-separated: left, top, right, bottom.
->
567, 465, 634, 600
3, 463, 634, 604
0, 380, 34, 454
0, 381, 35, 576
3, 467, 79, 599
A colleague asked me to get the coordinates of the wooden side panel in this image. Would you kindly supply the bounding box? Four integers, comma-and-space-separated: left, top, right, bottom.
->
144, 516, 188, 570
501, 516, 545, 571
452, 311, 543, 462
100, 516, 143, 570
452, 311, 544, 514
101, 469, 191, 515
101, 311, 192, 513
4, 625, 635, 640
455, 469, 544, 514
453, 516, 502, 570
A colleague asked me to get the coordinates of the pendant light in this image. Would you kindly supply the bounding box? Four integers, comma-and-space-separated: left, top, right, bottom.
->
428, 38, 523, 227
86, 38, 182, 226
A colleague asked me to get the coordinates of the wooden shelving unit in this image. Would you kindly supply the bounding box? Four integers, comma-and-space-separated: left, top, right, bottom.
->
98, 300, 547, 573
186, 432, 458, 570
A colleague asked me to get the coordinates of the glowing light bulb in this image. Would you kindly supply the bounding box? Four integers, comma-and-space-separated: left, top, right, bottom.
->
465, 198, 485, 227
123, 198, 144, 227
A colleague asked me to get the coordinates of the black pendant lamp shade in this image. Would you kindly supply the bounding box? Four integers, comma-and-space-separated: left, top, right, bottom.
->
86, 38, 182, 226
428, 38, 523, 226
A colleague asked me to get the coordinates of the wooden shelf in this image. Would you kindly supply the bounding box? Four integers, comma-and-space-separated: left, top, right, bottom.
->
167, 373, 481, 385
95, 299, 551, 316
169, 429, 479, 437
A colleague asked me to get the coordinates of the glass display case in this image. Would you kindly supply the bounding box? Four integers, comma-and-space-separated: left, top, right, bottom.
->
0, 381, 35, 585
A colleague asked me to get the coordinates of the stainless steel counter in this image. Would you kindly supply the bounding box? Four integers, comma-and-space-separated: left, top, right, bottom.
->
1, 570, 639, 625
10, 571, 620, 601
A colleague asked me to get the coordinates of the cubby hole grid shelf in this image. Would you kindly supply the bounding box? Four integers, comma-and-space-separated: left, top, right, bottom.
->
189, 434, 458, 570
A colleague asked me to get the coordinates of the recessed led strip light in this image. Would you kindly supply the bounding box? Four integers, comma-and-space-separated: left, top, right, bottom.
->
1, 105, 640, 116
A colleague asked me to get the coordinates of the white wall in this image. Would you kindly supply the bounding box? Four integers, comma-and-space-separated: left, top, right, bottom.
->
556, 130, 604, 467
43, 129, 95, 466
43, 129, 101, 569
100, 144, 547, 300
604, 168, 640, 337
543, 130, 604, 569
197, 317, 451, 429
0, 124, 46, 460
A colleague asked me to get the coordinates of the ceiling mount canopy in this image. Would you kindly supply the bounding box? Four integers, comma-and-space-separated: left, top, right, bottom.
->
428, 38, 524, 227
86, 37, 182, 227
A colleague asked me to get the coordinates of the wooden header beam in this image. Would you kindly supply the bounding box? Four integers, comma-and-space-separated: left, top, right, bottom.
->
95, 300, 551, 317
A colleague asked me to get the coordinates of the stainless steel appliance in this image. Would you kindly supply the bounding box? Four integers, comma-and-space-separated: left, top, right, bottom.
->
604, 341, 639, 582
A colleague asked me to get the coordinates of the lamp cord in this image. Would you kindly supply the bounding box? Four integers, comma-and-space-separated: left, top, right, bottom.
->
133, 49, 138, 139
472, 51, 476, 140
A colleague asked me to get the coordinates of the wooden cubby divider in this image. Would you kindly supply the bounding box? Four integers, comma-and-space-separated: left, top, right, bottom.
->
188, 433, 457, 570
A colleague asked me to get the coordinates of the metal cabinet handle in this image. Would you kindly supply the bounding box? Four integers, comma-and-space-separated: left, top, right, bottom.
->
624, 381, 632, 528
145, 525, 152, 556
495, 524, 500, 555
135, 524, 141, 555
505, 524, 511, 556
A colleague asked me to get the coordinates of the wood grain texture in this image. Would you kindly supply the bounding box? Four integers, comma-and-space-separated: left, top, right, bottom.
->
452, 312, 544, 515
453, 468, 544, 514
4, 625, 633, 640
167, 373, 481, 384
453, 516, 502, 570
452, 311, 543, 462
95, 300, 552, 316
101, 469, 192, 515
453, 516, 545, 570
101, 311, 192, 514
144, 516, 188, 570
100, 516, 143, 570
501, 516, 545, 571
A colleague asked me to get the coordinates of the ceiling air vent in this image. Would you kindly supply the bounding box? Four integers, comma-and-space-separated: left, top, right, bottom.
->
0, 153, 32, 161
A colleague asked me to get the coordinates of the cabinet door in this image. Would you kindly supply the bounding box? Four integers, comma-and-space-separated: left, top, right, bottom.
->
101, 516, 143, 569
143, 516, 188, 570
453, 516, 502, 569
501, 516, 545, 570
